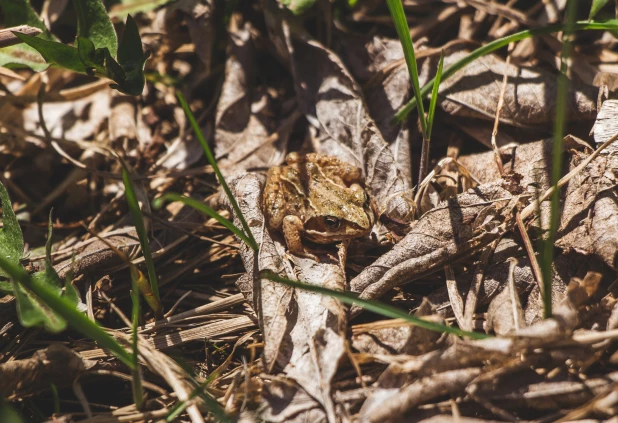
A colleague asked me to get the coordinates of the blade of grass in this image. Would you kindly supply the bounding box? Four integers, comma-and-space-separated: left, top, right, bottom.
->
426, 51, 444, 141
262, 270, 490, 339
49, 383, 60, 415
176, 91, 258, 251
152, 192, 255, 249
541, 0, 579, 319
120, 164, 163, 319
394, 19, 618, 122
0, 256, 134, 368
0, 398, 25, 423
165, 381, 231, 423
130, 273, 144, 410
386, 0, 427, 136
419, 50, 445, 184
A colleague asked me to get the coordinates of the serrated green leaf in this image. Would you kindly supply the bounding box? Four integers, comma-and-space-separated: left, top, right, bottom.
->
0, 399, 25, 423
13, 33, 87, 73
113, 15, 148, 96
77, 36, 107, 75
590, 0, 610, 20
0, 182, 24, 280
0, 281, 12, 293
279, 0, 316, 14
72, 0, 117, 55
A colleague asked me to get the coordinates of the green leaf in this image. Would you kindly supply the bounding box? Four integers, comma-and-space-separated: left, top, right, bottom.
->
77, 36, 107, 75
120, 163, 162, 318
72, 0, 117, 54
0, 0, 48, 34
13, 33, 87, 73
12, 212, 77, 333
0, 46, 49, 71
425, 51, 444, 141
112, 15, 148, 96
0, 255, 134, 368
279, 0, 316, 14
590, 0, 610, 20
13, 273, 66, 333
0, 0, 57, 71
0, 181, 24, 280
386, 0, 427, 136
0, 399, 25, 423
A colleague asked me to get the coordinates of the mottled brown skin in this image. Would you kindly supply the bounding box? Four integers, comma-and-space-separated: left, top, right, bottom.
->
263, 153, 375, 258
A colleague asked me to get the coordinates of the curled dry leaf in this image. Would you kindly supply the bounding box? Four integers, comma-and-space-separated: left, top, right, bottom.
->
557, 149, 618, 270
351, 299, 445, 356
349, 183, 519, 314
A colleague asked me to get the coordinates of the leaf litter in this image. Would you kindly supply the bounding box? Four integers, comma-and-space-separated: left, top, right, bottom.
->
1, 0, 618, 422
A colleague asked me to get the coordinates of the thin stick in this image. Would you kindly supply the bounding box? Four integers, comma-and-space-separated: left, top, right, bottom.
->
0, 25, 42, 48
490, 43, 514, 175
515, 212, 544, 298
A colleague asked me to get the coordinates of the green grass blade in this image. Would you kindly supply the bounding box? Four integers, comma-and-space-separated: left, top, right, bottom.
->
394, 20, 618, 122
262, 270, 490, 339
175, 91, 259, 251
426, 51, 444, 141
165, 385, 232, 423
0, 256, 134, 368
386, 0, 427, 135
0, 399, 25, 423
589, 0, 610, 20
121, 165, 163, 318
50, 383, 60, 415
152, 192, 256, 250
130, 277, 144, 410
541, 0, 579, 319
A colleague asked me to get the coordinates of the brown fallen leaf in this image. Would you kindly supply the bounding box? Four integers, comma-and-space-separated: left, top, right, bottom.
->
221, 172, 347, 422
349, 182, 519, 315
272, 15, 415, 228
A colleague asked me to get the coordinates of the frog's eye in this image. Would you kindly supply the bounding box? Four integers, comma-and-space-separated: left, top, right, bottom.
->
324, 216, 341, 230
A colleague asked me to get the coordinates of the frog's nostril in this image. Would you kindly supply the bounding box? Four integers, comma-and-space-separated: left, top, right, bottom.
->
324, 216, 341, 230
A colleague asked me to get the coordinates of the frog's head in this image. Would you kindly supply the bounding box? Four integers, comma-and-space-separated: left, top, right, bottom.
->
305, 184, 375, 243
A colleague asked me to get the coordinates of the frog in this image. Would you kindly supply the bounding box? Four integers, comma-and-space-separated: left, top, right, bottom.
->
263, 152, 375, 259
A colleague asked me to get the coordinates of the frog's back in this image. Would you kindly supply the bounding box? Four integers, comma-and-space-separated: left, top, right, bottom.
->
263, 164, 309, 230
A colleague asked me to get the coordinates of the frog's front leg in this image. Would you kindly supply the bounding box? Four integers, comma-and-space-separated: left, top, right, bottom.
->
282, 215, 317, 260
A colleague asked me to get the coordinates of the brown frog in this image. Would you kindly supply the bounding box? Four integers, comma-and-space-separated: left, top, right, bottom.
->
263, 153, 375, 259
